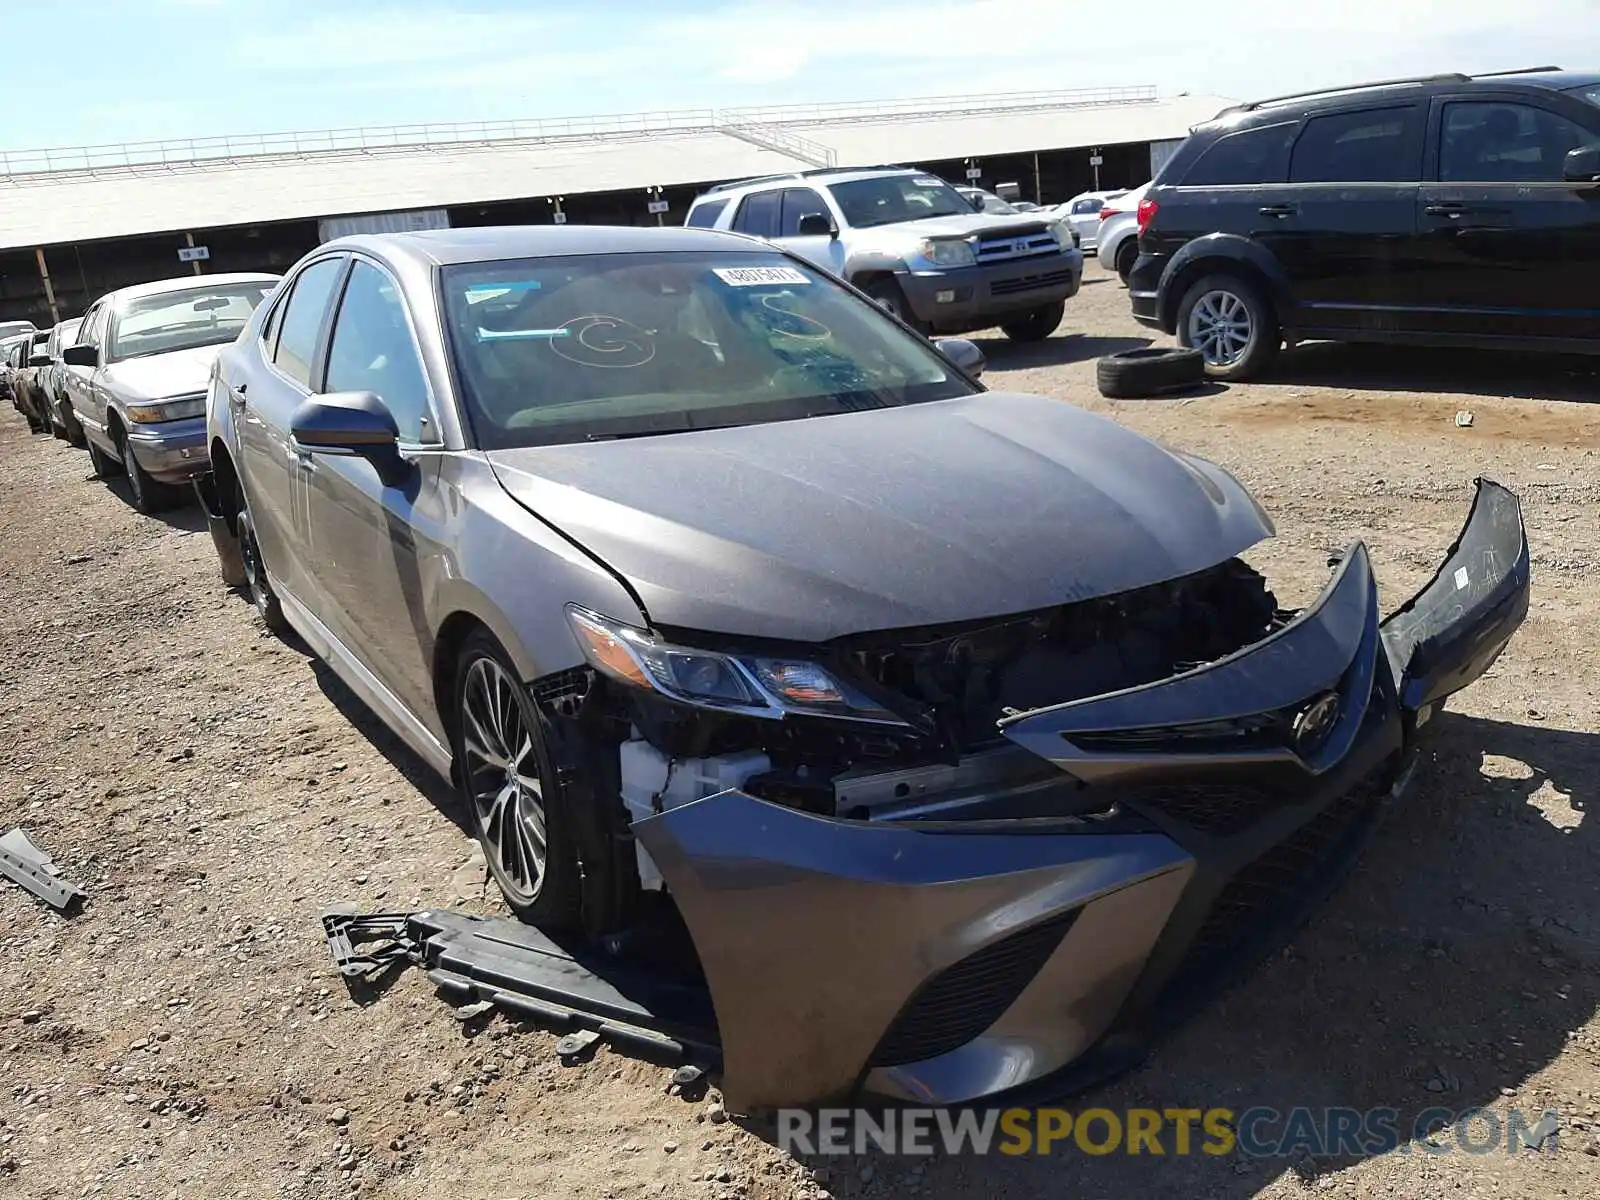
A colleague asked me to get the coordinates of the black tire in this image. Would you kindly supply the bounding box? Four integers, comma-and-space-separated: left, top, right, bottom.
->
119, 437, 179, 515
237, 505, 290, 635
60, 404, 85, 448
1096, 347, 1207, 399
452, 631, 592, 931
862, 277, 929, 335
1114, 239, 1139, 285
1000, 302, 1065, 343
86, 438, 121, 480
1175, 272, 1280, 382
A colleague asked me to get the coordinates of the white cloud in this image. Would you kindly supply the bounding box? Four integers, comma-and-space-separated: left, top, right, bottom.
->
234, 9, 559, 70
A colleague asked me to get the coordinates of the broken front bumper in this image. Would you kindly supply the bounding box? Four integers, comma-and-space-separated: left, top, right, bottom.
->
635, 479, 1530, 1111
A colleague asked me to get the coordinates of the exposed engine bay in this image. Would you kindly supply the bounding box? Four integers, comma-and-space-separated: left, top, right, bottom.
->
587, 558, 1286, 888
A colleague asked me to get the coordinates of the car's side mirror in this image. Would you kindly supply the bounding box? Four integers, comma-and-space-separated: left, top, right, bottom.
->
28, 353, 50, 368
797, 212, 837, 237
62, 344, 97, 368
1563, 145, 1600, 183
934, 337, 985, 379
291, 391, 411, 485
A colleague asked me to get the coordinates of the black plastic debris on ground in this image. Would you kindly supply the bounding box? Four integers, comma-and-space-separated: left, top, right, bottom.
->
321, 907, 721, 1074
0, 828, 86, 913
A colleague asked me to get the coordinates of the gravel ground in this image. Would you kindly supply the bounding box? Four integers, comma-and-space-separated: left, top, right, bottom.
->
2, 260, 1598, 1200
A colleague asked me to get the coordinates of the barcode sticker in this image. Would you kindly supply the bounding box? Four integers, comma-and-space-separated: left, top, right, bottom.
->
713, 267, 810, 286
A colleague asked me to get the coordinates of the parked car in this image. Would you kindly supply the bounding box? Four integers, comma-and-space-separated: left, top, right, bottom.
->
1093, 182, 1150, 283
41, 317, 84, 443
1054, 189, 1126, 253
15, 329, 55, 433
1, 333, 32, 411
1131, 68, 1600, 379
0, 319, 36, 343
955, 185, 1019, 214
197, 225, 1527, 1109
685, 166, 1083, 341
62, 273, 279, 512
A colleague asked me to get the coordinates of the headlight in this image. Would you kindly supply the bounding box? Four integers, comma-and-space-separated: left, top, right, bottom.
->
125, 393, 206, 424
915, 238, 976, 268
565, 606, 907, 725
1050, 220, 1074, 249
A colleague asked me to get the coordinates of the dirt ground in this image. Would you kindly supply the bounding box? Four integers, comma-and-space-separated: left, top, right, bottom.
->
3, 261, 1598, 1200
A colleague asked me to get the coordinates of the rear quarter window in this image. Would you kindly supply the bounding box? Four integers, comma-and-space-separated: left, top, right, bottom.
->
1180, 122, 1299, 186
685, 198, 729, 229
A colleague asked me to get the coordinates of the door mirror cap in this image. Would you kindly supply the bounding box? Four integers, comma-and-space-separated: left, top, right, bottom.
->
62, 344, 97, 368
291, 391, 411, 484
934, 337, 985, 379
27, 353, 50, 368
796, 213, 837, 238
1563, 145, 1600, 183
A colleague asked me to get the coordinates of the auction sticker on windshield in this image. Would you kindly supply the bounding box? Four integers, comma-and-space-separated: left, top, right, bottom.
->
713, 267, 810, 287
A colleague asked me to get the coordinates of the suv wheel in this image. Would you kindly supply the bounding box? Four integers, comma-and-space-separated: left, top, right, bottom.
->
1176, 273, 1280, 381
862, 277, 929, 335
1001, 302, 1065, 343
452, 632, 590, 930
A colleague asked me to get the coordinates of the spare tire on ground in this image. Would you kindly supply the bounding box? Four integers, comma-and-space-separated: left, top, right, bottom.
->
1096, 347, 1206, 399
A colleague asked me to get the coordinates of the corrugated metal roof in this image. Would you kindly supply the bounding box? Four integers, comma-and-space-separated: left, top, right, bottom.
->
0, 93, 1228, 253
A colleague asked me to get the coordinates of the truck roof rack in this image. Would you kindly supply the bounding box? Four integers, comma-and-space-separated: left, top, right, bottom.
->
1222, 73, 1470, 115
701, 164, 911, 196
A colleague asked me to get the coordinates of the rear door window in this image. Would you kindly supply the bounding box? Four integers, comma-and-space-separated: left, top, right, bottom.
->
272, 257, 345, 389
1439, 100, 1600, 182
1181, 122, 1298, 186
731, 190, 781, 238
1290, 106, 1422, 183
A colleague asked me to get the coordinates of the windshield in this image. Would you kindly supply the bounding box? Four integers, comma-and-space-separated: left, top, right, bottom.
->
1567, 83, 1600, 110
107, 282, 276, 362
0, 321, 33, 339
440, 251, 976, 450
829, 175, 976, 228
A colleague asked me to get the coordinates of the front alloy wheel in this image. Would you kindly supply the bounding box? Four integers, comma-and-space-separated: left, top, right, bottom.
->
1186, 290, 1254, 368
459, 655, 550, 910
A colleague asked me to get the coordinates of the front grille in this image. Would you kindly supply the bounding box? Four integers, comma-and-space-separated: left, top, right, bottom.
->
868, 909, 1079, 1067
990, 267, 1078, 297
1124, 783, 1280, 837
975, 230, 1060, 264
1168, 766, 1393, 988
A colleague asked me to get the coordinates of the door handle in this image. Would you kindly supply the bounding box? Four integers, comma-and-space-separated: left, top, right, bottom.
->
1258, 204, 1296, 218
1424, 203, 1465, 218
291, 446, 317, 473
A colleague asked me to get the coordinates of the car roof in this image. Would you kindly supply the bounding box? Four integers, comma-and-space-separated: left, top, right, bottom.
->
320, 225, 779, 267
1207, 68, 1600, 130
105, 271, 282, 306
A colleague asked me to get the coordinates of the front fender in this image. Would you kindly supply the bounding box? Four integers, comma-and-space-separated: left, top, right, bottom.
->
841, 247, 911, 283
1158, 233, 1295, 331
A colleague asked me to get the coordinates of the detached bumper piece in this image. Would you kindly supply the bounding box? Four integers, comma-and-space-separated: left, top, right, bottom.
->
1, 828, 86, 913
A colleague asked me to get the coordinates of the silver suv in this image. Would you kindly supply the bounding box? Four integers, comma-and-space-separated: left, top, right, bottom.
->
686, 167, 1084, 342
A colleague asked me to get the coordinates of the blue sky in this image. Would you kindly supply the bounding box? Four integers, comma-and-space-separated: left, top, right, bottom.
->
2, 0, 1589, 150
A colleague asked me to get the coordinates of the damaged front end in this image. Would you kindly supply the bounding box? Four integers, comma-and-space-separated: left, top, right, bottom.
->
557, 480, 1529, 1110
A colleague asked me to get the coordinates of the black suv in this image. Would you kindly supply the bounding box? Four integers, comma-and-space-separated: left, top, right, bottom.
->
1129, 68, 1600, 379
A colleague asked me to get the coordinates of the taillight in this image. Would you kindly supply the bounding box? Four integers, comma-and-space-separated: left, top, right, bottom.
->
1136, 198, 1159, 235
1098, 207, 1119, 222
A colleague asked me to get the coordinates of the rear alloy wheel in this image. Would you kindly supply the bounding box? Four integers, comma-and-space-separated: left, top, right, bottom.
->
1001, 302, 1065, 343
1114, 239, 1139, 285
453, 634, 585, 929
237, 505, 290, 634
1176, 273, 1280, 381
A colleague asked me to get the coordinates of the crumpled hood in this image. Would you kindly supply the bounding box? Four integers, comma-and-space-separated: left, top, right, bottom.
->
487, 393, 1275, 643
101, 344, 222, 401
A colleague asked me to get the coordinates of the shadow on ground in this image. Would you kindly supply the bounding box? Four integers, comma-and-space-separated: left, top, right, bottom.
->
978, 332, 1152, 369
737, 712, 1597, 1198
1266, 341, 1600, 404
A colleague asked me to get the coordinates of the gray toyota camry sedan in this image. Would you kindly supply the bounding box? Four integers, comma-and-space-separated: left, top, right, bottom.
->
199, 226, 1528, 1109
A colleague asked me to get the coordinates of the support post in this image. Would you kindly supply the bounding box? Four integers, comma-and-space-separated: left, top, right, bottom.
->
34, 248, 59, 324
185, 232, 203, 276
1033, 152, 1042, 205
